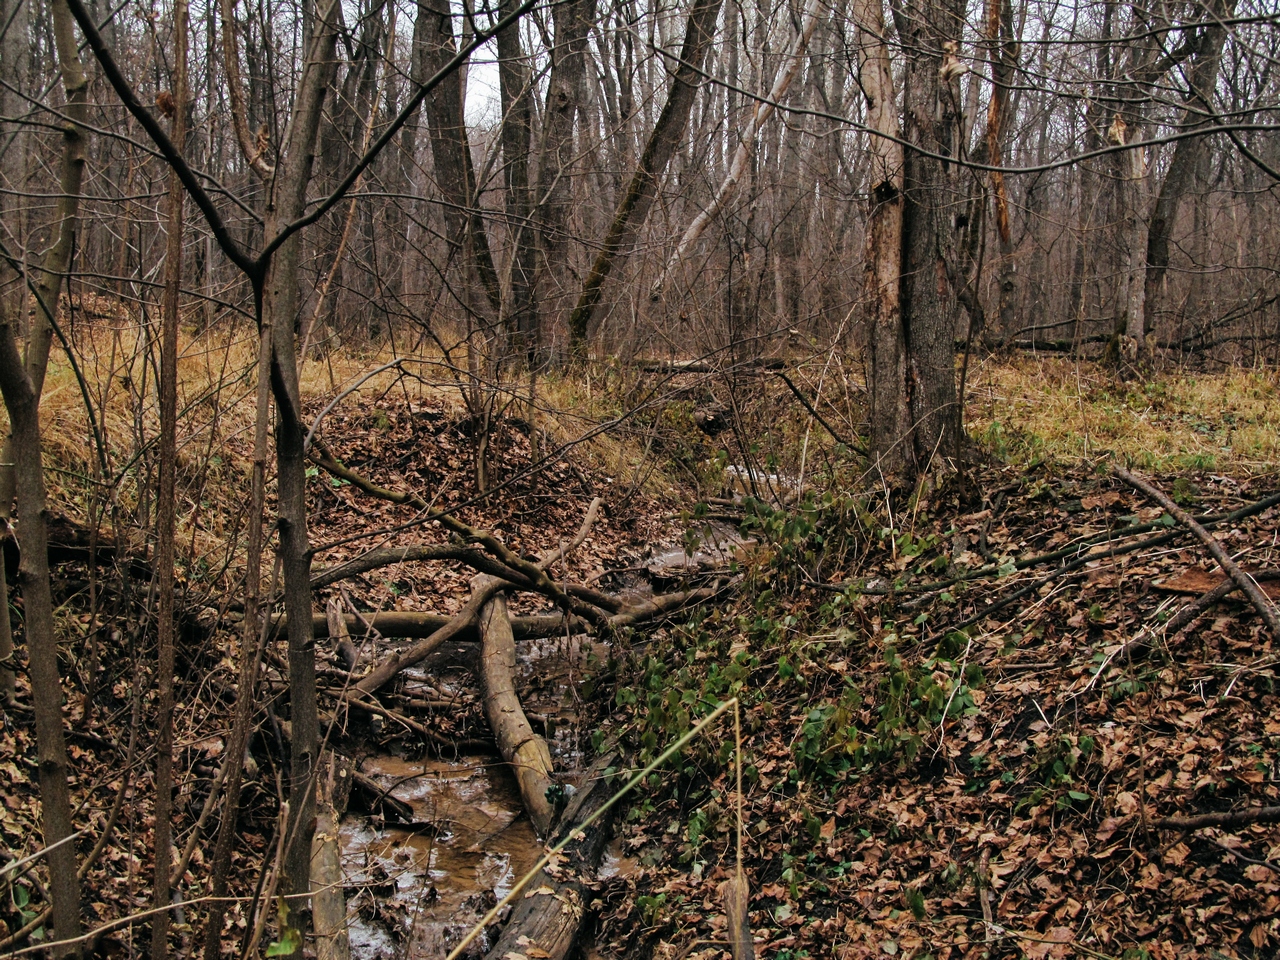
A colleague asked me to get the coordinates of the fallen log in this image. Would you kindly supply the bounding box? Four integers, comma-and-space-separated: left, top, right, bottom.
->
474, 499, 605, 837
609, 582, 731, 628
476, 575, 558, 837
285, 610, 585, 642
484, 753, 619, 960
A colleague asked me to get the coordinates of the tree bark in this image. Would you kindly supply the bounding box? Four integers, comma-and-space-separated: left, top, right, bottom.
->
0, 0, 90, 951
1142, 3, 1231, 329
853, 0, 909, 478
534, 0, 597, 358
896, 0, 965, 476
476, 576, 557, 836
261, 0, 341, 932
496, 0, 538, 362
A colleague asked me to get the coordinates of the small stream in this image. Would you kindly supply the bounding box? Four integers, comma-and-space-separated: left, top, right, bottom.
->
339, 519, 750, 959
342, 754, 542, 958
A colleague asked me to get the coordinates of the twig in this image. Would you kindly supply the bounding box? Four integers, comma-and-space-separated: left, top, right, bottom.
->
1153, 805, 1280, 831
1117, 466, 1280, 639
1164, 569, 1280, 638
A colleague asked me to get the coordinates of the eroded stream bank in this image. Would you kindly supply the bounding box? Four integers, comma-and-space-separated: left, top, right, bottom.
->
337, 520, 748, 959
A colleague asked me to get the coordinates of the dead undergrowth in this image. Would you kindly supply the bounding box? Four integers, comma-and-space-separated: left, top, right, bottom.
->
0, 330, 1277, 960
593, 462, 1280, 960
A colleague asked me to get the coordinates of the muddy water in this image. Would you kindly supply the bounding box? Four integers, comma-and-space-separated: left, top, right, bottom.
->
341, 754, 543, 958
340, 524, 725, 960
341, 635, 603, 959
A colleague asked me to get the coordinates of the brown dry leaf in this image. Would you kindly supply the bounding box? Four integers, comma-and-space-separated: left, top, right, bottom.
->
1081, 491, 1121, 510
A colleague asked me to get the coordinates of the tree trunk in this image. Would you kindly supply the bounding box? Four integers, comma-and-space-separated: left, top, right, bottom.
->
201, 333, 272, 960
151, 2, 188, 954
1142, 3, 1231, 331
566, 0, 724, 355
416, 0, 503, 319
0, 0, 89, 951
496, 0, 537, 363
650, 0, 821, 299
986, 0, 1018, 338
262, 0, 341, 933
898, 0, 965, 475
535, 0, 597, 357
853, 0, 910, 477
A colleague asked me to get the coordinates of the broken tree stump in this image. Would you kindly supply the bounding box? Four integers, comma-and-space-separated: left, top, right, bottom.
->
484, 753, 619, 960
311, 751, 353, 960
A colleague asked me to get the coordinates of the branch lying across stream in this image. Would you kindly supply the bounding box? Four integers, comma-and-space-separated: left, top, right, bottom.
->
308, 439, 610, 629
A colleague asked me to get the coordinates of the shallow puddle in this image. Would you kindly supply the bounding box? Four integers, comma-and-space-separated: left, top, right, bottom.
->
341, 754, 543, 959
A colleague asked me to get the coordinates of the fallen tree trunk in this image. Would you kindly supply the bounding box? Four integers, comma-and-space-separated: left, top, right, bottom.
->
322, 583, 729, 696
485, 752, 618, 960
476, 574, 557, 836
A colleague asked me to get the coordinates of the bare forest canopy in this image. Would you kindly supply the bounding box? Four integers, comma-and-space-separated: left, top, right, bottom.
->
0, 0, 1277, 367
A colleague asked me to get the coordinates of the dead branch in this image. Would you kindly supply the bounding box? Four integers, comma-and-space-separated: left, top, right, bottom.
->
1165, 569, 1280, 638
310, 544, 511, 589
608, 583, 731, 628
1117, 466, 1280, 639
352, 585, 501, 695
1153, 805, 1280, 831
308, 440, 609, 628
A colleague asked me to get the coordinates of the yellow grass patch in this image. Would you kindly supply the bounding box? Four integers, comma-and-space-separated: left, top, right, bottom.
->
966, 355, 1280, 474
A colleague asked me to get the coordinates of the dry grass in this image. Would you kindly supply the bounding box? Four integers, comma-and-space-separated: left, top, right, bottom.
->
966, 355, 1280, 475
15, 326, 1279, 557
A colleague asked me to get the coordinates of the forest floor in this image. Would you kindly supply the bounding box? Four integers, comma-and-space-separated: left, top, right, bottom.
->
1, 344, 1278, 960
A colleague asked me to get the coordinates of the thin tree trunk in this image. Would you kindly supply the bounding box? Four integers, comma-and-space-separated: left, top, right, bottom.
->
0, 0, 89, 952
566, 0, 724, 355
1143, 2, 1230, 330
201, 332, 271, 960
262, 0, 341, 935
151, 2, 188, 955
987, 0, 1018, 338
497, 0, 537, 363
650, 0, 821, 300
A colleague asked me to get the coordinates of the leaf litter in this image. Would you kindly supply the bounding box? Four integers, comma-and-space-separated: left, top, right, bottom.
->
1, 388, 1277, 960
